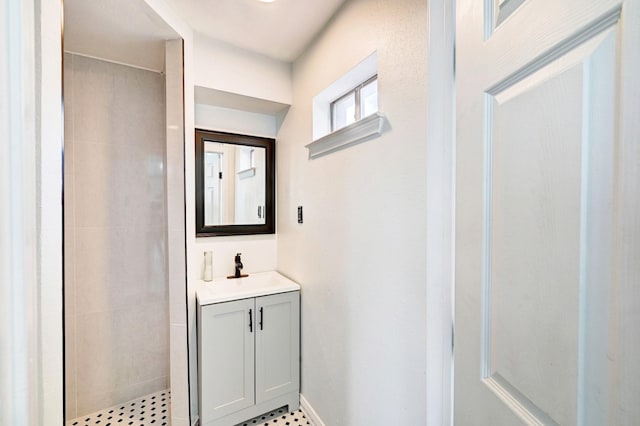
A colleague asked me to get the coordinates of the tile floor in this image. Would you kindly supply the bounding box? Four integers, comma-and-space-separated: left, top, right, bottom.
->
236, 407, 312, 426
67, 390, 311, 426
66, 390, 171, 426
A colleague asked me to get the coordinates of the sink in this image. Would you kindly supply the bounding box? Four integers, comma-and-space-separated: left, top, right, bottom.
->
196, 270, 300, 305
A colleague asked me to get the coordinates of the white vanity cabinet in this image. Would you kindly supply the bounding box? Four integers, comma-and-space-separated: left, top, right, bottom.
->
197, 272, 300, 426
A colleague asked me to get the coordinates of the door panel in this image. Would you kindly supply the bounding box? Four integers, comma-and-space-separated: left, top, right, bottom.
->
456, 0, 638, 424
255, 292, 300, 404
199, 298, 255, 421
204, 151, 222, 225
490, 65, 583, 426
487, 33, 616, 425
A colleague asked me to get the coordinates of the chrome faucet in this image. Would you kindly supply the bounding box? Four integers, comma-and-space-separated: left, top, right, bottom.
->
234, 253, 243, 278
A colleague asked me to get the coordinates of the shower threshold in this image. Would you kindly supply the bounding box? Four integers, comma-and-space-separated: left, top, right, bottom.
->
67, 389, 171, 426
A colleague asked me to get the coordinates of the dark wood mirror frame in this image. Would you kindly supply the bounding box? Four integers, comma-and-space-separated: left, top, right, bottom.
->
195, 129, 275, 237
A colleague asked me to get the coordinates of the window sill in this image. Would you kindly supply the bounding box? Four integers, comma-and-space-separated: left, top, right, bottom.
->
305, 112, 387, 159
237, 167, 256, 179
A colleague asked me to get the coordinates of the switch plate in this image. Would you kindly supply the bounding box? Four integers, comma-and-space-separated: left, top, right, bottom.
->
297, 206, 303, 224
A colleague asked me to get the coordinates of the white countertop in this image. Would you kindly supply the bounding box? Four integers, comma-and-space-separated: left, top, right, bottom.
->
196, 271, 300, 305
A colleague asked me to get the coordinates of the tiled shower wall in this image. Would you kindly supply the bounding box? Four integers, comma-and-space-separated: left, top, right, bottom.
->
64, 53, 169, 419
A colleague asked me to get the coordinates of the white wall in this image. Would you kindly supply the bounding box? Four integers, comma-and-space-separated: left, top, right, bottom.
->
195, 104, 277, 137
189, 102, 281, 421
190, 27, 294, 423
39, 0, 64, 421
191, 106, 278, 282
194, 33, 292, 105
193, 104, 279, 281
276, 0, 428, 424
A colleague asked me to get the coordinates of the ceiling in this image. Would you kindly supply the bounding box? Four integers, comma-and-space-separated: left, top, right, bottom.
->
64, 0, 179, 72
164, 0, 347, 62
64, 0, 347, 71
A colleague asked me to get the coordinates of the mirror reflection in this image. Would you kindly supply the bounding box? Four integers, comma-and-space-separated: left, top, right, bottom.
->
195, 129, 275, 237
204, 142, 266, 226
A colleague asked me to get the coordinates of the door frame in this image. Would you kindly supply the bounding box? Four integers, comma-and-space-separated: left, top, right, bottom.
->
425, 0, 456, 425
17, 0, 460, 423
0, 0, 64, 423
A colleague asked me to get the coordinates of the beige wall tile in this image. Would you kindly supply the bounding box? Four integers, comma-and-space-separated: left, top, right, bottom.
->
72, 56, 117, 145
66, 53, 169, 416
125, 302, 170, 384
75, 310, 131, 414
74, 227, 167, 315
73, 142, 166, 230
63, 224, 76, 319
73, 55, 165, 154
64, 314, 77, 420
63, 53, 74, 144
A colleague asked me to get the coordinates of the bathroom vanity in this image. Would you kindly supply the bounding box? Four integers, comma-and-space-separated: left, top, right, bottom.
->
197, 271, 300, 426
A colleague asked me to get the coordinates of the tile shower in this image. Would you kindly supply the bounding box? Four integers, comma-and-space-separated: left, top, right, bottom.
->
64, 53, 169, 421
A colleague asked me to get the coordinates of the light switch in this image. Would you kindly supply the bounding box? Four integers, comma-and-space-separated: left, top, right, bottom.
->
297, 206, 303, 224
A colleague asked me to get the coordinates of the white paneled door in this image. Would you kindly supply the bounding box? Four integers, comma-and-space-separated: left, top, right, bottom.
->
204, 151, 223, 225
455, 0, 639, 424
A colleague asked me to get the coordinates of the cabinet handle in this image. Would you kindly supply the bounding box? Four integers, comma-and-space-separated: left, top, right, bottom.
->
259, 307, 263, 330
249, 309, 253, 333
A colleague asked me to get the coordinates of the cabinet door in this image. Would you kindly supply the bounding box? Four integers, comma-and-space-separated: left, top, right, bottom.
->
199, 298, 255, 421
255, 291, 300, 404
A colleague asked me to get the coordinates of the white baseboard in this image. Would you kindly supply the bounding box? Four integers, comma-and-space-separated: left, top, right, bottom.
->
300, 394, 326, 426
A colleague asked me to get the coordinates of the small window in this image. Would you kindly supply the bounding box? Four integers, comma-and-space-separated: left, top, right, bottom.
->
331, 75, 378, 131
238, 146, 255, 171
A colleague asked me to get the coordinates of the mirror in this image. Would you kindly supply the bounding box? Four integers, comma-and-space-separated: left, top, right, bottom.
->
195, 129, 275, 236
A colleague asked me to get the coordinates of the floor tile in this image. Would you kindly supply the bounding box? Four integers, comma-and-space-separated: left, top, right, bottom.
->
236, 407, 312, 426
67, 389, 171, 426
